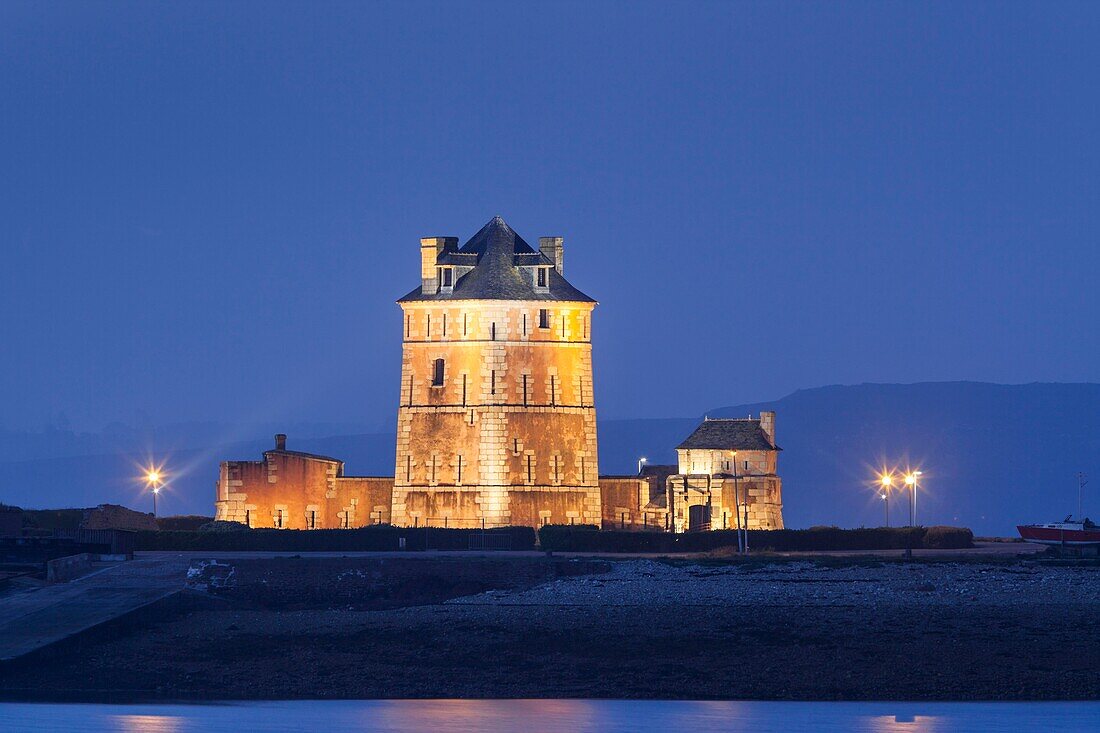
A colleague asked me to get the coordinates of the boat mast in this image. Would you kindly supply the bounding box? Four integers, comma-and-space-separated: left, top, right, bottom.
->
1077, 472, 1088, 520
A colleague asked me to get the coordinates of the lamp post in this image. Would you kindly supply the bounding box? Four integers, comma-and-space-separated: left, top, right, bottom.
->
741, 457, 750, 554
880, 474, 893, 528
637, 457, 648, 475
905, 471, 922, 526
732, 451, 743, 553
875, 473, 893, 526
145, 469, 162, 517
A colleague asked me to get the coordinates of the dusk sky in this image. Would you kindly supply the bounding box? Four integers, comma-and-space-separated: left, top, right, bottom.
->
2, 1, 1097, 433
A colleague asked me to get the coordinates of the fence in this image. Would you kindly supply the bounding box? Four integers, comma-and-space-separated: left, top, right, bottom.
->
56, 528, 136, 556
466, 531, 513, 551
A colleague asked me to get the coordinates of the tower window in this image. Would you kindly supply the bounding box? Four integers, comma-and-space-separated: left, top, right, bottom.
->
431, 358, 445, 387
539, 309, 550, 329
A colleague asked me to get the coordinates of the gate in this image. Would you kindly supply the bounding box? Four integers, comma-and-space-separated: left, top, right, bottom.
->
688, 504, 712, 532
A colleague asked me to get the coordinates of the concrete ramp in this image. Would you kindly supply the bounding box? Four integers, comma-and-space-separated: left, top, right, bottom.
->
0, 557, 188, 663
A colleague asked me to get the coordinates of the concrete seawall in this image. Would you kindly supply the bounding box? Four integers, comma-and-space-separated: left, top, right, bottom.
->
187, 556, 611, 610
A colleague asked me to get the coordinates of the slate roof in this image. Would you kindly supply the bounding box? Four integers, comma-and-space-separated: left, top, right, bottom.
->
398, 216, 596, 303
676, 418, 779, 451
640, 464, 678, 479
264, 448, 345, 465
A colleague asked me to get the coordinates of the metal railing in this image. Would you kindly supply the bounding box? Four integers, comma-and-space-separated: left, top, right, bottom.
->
466, 532, 512, 551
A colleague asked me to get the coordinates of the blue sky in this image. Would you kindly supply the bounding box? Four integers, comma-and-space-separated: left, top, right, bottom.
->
1, 0, 1097, 432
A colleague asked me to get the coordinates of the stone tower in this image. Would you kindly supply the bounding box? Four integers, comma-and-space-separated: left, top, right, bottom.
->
392, 216, 601, 529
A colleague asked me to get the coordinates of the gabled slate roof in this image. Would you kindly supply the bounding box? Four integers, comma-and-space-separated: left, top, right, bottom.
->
398, 216, 595, 303
264, 448, 345, 465
676, 418, 779, 451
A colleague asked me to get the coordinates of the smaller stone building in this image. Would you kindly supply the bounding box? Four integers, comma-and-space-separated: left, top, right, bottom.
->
214, 434, 394, 530
666, 412, 784, 532
598, 464, 678, 530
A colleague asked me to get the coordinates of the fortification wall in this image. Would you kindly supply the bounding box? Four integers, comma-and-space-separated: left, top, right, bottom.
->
214, 452, 393, 530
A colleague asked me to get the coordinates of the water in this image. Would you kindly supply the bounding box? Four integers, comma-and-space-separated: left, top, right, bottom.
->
1, 700, 1097, 733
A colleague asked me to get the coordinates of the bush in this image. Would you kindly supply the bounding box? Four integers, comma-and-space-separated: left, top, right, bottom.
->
157, 515, 214, 531
198, 520, 250, 532
21, 508, 86, 531
922, 525, 973, 549
538, 525, 973, 553
134, 524, 537, 552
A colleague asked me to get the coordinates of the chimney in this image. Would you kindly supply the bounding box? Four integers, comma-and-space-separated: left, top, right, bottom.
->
539, 236, 564, 274
759, 411, 776, 447
274, 433, 287, 451
420, 237, 455, 293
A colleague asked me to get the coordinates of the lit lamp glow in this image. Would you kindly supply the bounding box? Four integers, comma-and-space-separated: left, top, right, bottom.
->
145, 468, 163, 517
879, 473, 892, 527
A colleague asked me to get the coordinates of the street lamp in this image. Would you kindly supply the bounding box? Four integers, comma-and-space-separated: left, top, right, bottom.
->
637, 457, 648, 475
904, 473, 916, 528
913, 471, 922, 524
732, 451, 744, 553
145, 469, 162, 517
880, 474, 892, 528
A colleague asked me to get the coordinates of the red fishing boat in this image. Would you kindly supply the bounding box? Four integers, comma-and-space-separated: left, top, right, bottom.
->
1017, 517, 1100, 546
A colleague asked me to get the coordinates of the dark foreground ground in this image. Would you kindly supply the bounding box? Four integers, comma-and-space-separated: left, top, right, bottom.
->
2, 555, 1099, 701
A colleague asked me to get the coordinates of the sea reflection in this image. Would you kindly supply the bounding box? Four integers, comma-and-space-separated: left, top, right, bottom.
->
110, 715, 186, 733
0, 700, 1097, 733
868, 713, 941, 732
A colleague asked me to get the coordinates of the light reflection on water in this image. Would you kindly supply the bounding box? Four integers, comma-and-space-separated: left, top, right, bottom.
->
0, 700, 1097, 733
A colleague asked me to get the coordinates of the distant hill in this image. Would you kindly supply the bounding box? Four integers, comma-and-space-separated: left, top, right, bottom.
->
705, 382, 1100, 535
1, 382, 1096, 535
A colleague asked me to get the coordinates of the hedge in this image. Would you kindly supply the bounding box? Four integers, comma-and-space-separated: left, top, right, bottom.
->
134, 524, 537, 552
537, 525, 973, 553
156, 515, 214, 531
21, 508, 86, 531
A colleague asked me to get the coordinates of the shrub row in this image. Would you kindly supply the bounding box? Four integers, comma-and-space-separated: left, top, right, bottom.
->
537, 524, 973, 553
134, 524, 537, 552
21, 508, 86, 531
156, 515, 214, 531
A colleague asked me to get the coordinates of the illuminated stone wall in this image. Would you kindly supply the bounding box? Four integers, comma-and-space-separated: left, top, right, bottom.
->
598, 476, 670, 530
393, 299, 601, 528
214, 447, 394, 529
666, 468, 783, 532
